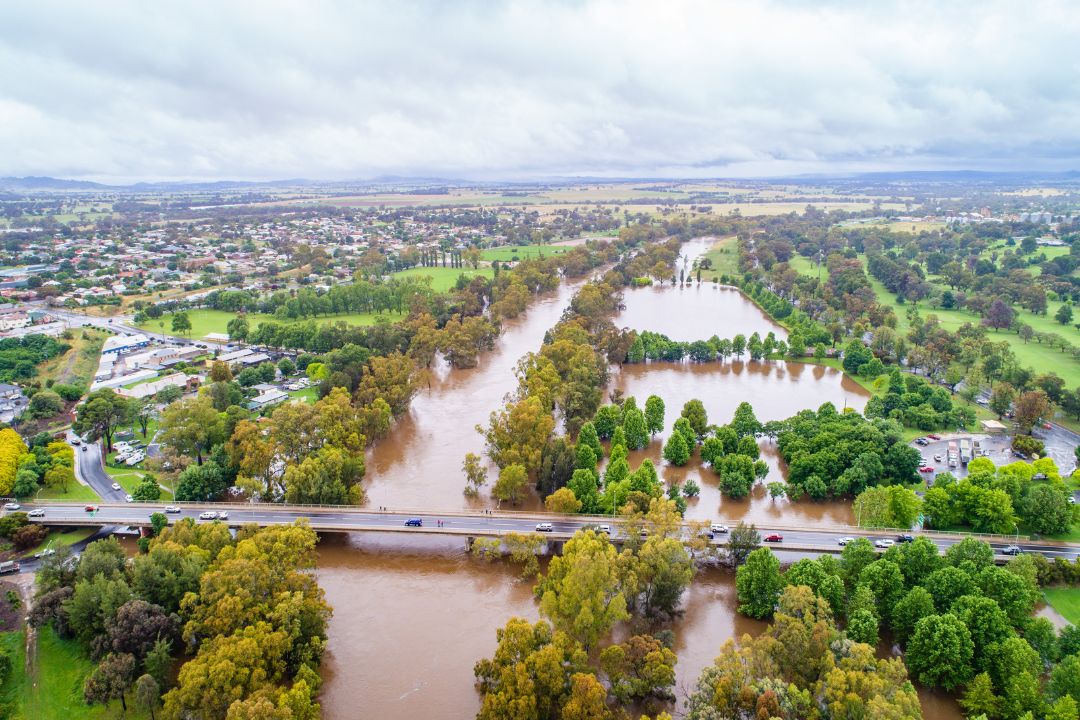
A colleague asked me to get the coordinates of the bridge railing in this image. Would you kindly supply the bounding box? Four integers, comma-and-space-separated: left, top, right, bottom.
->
10, 497, 1060, 546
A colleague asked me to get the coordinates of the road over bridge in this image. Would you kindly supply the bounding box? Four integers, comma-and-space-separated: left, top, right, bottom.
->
13, 501, 1080, 561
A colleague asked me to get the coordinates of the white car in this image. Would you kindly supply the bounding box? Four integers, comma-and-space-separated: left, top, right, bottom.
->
838, 536, 855, 545
597, 524, 610, 534
125, 455, 144, 466
28, 508, 45, 518
199, 511, 218, 520
535, 522, 553, 532
874, 539, 895, 549
218, 511, 229, 520
3, 502, 19, 511
164, 506, 182, 514
111, 483, 122, 491
710, 523, 729, 534
125, 494, 134, 503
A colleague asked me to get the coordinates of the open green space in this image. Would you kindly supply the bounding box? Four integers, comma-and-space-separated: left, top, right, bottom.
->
137, 307, 386, 340
288, 386, 319, 403
20, 527, 98, 559
479, 244, 569, 262
37, 329, 107, 390
699, 236, 740, 277
36, 477, 100, 501
391, 265, 494, 292
4, 625, 152, 719
1043, 587, 1080, 625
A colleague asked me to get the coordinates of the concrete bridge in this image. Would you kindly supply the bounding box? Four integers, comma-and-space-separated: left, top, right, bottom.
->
13, 500, 1080, 561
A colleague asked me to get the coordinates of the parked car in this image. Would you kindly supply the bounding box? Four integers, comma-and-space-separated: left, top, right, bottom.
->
927, 434, 941, 441
710, 523, 729, 534
3, 503, 20, 511
933, 454, 943, 462
918, 466, 934, 473
111, 483, 122, 491
896, 534, 914, 543
874, 539, 895, 548
27, 508, 45, 518
1002, 545, 1024, 555
164, 506, 181, 514
33, 548, 56, 559
838, 536, 855, 545
763, 534, 783, 543
1043, 422, 1053, 429
199, 511, 218, 520
914, 438, 929, 446
405, 518, 423, 527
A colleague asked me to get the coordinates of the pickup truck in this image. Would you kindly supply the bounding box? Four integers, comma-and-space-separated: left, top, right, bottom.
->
0, 561, 20, 575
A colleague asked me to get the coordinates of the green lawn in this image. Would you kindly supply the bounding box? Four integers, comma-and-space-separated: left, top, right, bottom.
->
479, 245, 569, 262
103, 457, 174, 501
1044, 587, 1080, 625
8, 626, 153, 719
391, 266, 494, 292
699, 236, 740, 277
19, 527, 98, 559
786, 253, 826, 279
36, 482, 99, 502
288, 387, 319, 403
136, 308, 387, 340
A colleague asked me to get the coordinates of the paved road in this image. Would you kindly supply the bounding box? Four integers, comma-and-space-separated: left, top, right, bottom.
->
11, 501, 1080, 561
70, 432, 128, 503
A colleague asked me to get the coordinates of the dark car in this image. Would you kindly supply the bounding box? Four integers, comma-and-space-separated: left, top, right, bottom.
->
763, 534, 783, 543
404, 518, 423, 527
896, 534, 914, 543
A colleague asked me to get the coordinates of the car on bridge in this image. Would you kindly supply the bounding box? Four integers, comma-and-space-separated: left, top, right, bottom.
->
874, 539, 895, 548
1002, 545, 1024, 555
535, 522, 553, 532
199, 511, 218, 520
164, 506, 181, 514
711, 523, 729, 534
763, 534, 782, 543
84, 505, 97, 512
3, 503, 19, 511
896, 534, 915, 543
837, 536, 855, 545
27, 509, 45, 518
405, 518, 423, 527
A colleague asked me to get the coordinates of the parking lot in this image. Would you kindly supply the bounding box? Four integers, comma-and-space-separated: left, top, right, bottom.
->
909, 432, 1018, 481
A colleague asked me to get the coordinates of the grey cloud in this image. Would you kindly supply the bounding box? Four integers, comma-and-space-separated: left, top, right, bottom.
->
1, 0, 1079, 181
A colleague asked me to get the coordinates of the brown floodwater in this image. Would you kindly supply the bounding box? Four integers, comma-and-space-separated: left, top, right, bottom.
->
315, 533, 766, 719
315, 536, 963, 720
322, 238, 963, 720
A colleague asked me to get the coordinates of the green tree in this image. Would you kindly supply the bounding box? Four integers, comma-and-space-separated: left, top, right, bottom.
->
1022, 483, 1072, 535
924, 566, 977, 612
847, 608, 879, 645
891, 586, 935, 644
461, 452, 488, 497
736, 548, 783, 619
158, 397, 223, 465
680, 399, 709, 438
1057, 304, 1074, 326
535, 530, 628, 649
83, 652, 135, 713
730, 401, 761, 438
577, 421, 602, 459
661, 431, 690, 466
599, 634, 677, 703
960, 672, 1001, 720
858, 560, 905, 622
725, 522, 760, 567
132, 476, 162, 502
170, 312, 192, 337
226, 315, 249, 343
644, 395, 665, 437
906, 613, 974, 690
135, 673, 161, 720
73, 388, 133, 453
492, 464, 528, 505
623, 407, 649, 450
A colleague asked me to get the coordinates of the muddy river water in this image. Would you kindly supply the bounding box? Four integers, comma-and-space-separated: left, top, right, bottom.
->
318, 238, 961, 719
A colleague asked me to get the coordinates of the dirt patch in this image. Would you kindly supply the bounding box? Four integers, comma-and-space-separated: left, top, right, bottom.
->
0, 580, 25, 632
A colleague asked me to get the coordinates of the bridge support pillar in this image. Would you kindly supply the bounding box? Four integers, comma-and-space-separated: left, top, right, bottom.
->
465, 536, 475, 551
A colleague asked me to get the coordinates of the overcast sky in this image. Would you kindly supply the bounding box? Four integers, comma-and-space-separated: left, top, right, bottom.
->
1, 0, 1079, 182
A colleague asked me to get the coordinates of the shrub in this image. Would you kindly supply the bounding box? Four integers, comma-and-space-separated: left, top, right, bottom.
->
11, 524, 47, 550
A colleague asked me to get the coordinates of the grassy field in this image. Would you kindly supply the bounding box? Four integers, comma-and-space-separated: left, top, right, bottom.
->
700, 236, 740, 277
20, 527, 98, 559
479, 244, 569, 262
37, 329, 107, 389
1043, 587, 1080, 625
137, 307, 389, 340
5, 626, 153, 719
391, 266, 494, 292
288, 387, 319, 403
36, 482, 99, 502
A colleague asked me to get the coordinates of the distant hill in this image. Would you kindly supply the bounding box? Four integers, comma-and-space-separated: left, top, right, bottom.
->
0, 176, 112, 191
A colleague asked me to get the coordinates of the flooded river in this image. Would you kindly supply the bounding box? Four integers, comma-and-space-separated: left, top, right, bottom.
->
322, 237, 960, 719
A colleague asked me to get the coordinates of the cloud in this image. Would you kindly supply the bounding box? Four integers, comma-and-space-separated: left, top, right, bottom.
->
1, 0, 1079, 181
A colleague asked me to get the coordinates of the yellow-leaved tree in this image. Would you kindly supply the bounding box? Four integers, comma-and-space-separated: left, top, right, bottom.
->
0, 428, 29, 496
